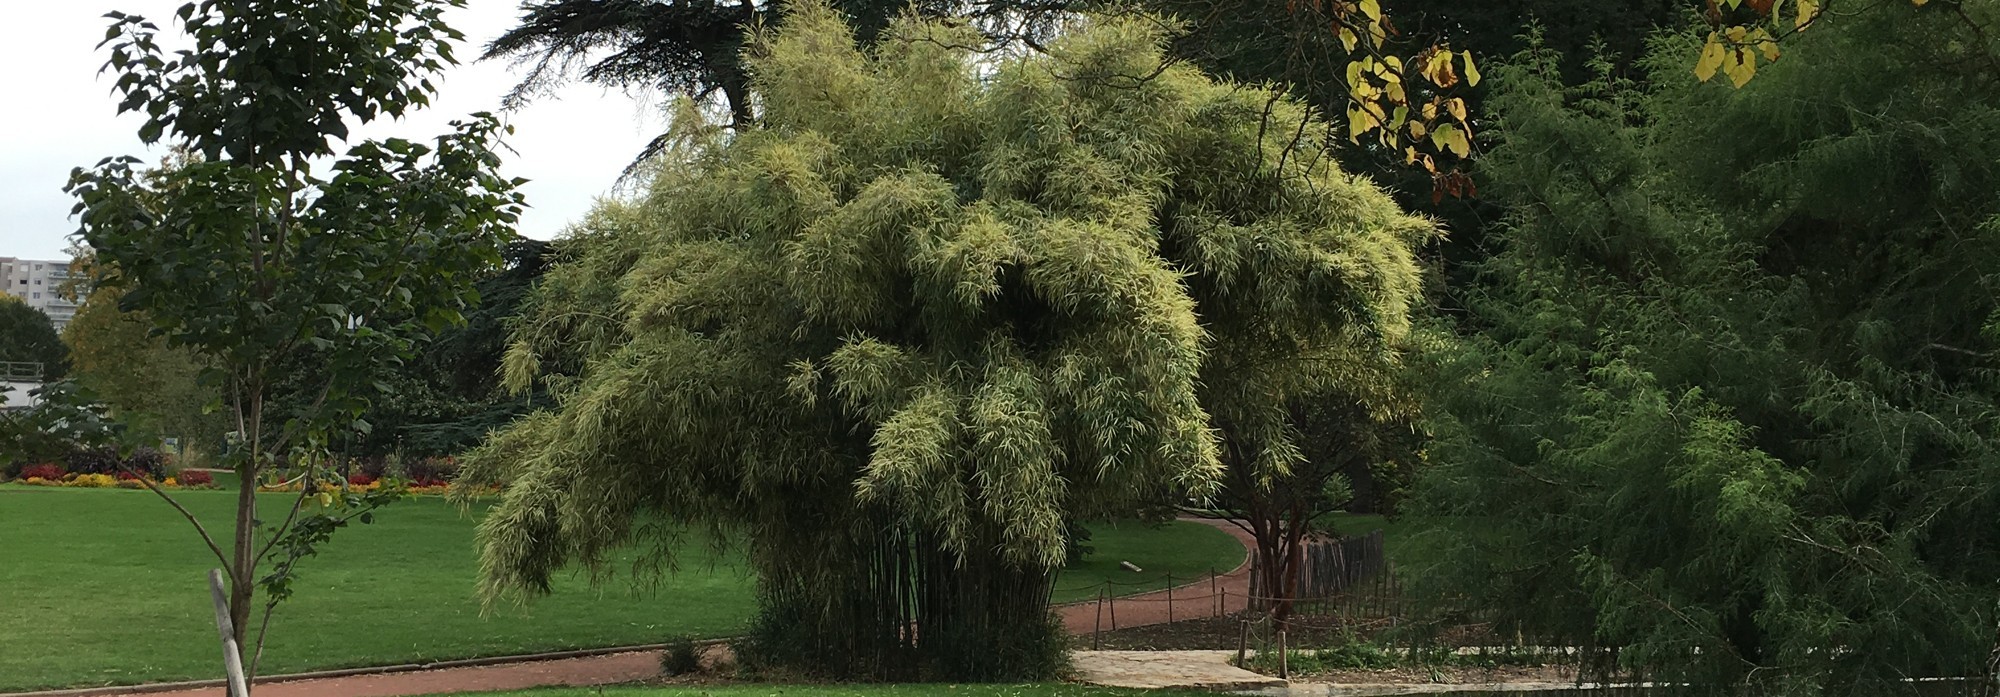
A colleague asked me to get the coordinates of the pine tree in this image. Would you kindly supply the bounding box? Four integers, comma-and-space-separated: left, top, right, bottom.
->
466, 2, 1430, 680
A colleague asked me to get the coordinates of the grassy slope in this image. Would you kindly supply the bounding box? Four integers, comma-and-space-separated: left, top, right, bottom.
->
452, 686, 1226, 697
1050, 520, 1244, 604
0, 488, 1243, 691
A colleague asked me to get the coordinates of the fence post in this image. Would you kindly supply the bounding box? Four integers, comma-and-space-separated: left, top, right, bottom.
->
1277, 629, 1289, 680
1108, 585, 1117, 630
1235, 619, 1249, 667
1210, 569, 1219, 616
1166, 571, 1174, 624
1094, 586, 1105, 650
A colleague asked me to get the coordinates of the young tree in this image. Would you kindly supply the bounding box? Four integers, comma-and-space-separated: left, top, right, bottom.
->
66, 0, 523, 681
465, 2, 1429, 680
1411, 4, 2000, 692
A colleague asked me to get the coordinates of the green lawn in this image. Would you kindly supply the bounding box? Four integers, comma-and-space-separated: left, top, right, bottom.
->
453, 686, 1225, 697
1050, 520, 1244, 603
0, 487, 1243, 691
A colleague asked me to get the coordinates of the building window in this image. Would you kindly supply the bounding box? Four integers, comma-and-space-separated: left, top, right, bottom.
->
33, 279, 41, 285
32, 292, 40, 299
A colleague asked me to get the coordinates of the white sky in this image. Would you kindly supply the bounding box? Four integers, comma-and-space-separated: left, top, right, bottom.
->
0, 2, 668, 260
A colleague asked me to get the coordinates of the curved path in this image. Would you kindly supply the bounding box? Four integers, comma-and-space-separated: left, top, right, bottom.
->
1056, 517, 1257, 635
41, 518, 1258, 697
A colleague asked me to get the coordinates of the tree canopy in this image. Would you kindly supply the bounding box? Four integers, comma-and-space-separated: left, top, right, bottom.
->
467, 1, 1429, 680
61, 282, 225, 452
0, 297, 67, 382
1410, 3, 2000, 691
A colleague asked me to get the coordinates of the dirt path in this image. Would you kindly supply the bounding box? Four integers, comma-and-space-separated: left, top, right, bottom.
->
1056, 517, 1258, 636
57, 518, 1259, 697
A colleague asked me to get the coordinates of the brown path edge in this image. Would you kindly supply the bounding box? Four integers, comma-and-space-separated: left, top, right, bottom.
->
10, 517, 1258, 697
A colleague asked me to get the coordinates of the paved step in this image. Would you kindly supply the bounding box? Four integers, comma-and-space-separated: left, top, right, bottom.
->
1070, 650, 1286, 692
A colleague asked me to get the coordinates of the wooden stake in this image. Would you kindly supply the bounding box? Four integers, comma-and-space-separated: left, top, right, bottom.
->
209, 569, 250, 697
1235, 619, 1249, 667
1277, 629, 1289, 679
1093, 587, 1105, 650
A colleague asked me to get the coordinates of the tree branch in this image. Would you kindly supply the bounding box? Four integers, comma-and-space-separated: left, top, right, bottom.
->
122, 464, 233, 575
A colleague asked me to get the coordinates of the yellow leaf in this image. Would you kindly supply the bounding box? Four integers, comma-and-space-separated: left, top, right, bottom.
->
1912, 0, 1928, 6
1723, 46, 1757, 87
1359, 0, 1380, 19
1404, 146, 1419, 165
1425, 50, 1457, 88
1408, 120, 1428, 139
1369, 21, 1387, 46
1422, 101, 1438, 120
1462, 51, 1481, 87
1724, 26, 1748, 43
1347, 104, 1373, 140
1796, 0, 1819, 29
1446, 97, 1468, 123
1750, 28, 1780, 62
1386, 80, 1406, 105
1346, 60, 1364, 86
316, 492, 333, 508
1339, 27, 1359, 53
1431, 123, 1470, 158
1695, 34, 1726, 82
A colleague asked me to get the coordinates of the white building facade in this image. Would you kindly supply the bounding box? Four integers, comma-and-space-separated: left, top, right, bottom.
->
0, 257, 83, 330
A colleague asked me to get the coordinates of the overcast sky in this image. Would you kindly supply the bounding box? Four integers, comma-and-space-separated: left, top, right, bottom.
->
0, 2, 667, 261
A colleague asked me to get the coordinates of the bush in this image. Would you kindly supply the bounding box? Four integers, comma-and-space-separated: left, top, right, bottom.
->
348, 472, 378, 486
66, 446, 167, 479
18, 463, 65, 481
402, 456, 458, 485
180, 469, 214, 486
660, 636, 703, 676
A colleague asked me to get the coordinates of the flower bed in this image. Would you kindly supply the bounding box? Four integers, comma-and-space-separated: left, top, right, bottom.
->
15, 470, 220, 490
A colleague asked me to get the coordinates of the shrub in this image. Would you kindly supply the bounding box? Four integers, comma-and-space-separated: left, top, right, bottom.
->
660, 636, 703, 676
19, 463, 65, 481
348, 472, 378, 487
180, 469, 215, 486
66, 473, 118, 488
403, 456, 458, 485
66, 446, 167, 479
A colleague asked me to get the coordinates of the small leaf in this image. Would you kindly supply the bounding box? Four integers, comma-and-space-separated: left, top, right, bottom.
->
1695, 33, 1727, 82
1723, 46, 1757, 87
1359, 0, 1380, 19
1338, 27, 1359, 52
1796, 0, 1819, 29
1446, 97, 1468, 123
1461, 51, 1481, 87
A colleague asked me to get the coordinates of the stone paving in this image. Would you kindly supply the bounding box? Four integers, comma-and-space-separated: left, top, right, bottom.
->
1069, 650, 1286, 692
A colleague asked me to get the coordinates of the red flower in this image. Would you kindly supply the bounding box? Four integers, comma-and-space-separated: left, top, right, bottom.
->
20, 464, 65, 481
180, 470, 215, 486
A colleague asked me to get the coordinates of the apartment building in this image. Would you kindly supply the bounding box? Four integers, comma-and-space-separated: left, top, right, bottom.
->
0, 257, 84, 330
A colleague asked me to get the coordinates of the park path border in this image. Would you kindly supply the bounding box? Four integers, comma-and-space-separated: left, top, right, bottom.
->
6, 517, 1258, 697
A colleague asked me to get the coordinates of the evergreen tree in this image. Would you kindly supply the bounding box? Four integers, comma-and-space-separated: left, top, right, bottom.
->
1411, 4, 2000, 692
466, 2, 1429, 680
0, 297, 67, 382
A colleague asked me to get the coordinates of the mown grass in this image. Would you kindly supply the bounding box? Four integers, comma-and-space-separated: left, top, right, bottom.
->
0, 487, 1243, 691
